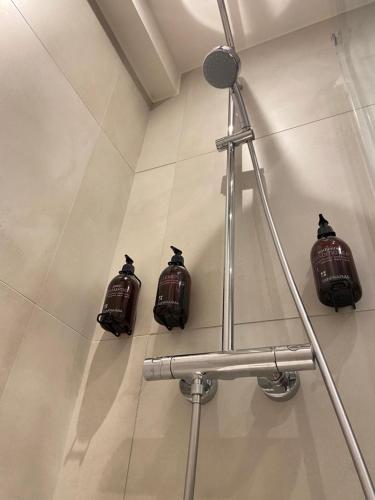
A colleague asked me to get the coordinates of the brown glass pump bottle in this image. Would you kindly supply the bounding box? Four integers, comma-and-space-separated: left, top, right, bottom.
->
153, 246, 191, 330
97, 255, 141, 336
310, 214, 362, 311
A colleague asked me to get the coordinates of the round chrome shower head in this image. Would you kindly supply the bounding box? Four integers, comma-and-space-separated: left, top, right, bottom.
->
203, 45, 240, 89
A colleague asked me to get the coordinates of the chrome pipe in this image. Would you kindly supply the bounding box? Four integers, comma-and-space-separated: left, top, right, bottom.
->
222, 91, 236, 351
183, 377, 203, 500
217, 0, 235, 48
143, 343, 315, 382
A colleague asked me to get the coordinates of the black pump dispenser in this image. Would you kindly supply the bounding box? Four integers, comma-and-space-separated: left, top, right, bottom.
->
97, 255, 141, 336
310, 214, 362, 311
120, 255, 135, 274
169, 246, 184, 266
154, 246, 191, 330
317, 214, 336, 239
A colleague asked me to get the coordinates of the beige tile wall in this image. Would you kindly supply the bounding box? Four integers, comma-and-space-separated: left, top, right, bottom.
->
54, 8, 375, 500
0, 0, 148, 499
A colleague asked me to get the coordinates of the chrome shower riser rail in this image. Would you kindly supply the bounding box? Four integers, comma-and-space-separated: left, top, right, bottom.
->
222, 91, 235, 352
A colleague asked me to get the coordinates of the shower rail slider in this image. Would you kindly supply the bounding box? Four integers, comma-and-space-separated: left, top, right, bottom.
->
215, 126, 255, 151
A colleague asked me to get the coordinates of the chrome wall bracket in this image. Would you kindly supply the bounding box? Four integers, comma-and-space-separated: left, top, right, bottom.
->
180, 377, 218, 404
258, 371, 300, 401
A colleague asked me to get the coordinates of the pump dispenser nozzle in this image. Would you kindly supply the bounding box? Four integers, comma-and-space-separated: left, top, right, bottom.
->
317, 213, 336, 239
319, 213, 328, 226
169, 246, 184, 266
120, 254, 135, 274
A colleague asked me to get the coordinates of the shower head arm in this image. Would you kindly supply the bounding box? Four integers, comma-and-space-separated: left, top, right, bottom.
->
217, 0, 235, 49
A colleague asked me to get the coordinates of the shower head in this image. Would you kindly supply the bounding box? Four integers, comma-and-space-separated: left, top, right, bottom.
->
203, 45, 240, 89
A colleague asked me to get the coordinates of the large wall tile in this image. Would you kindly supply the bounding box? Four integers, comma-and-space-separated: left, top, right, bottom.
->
0, 307, 89, 500
54, 335, 148, 500
39, 132, 133, 338
12, 0, 121, 123
178, 68, 228, 161
311, 310, 375, 476
125, 320, 364, 500
136, 89, 187, 172
103, 69, 149, 170
337, 2, 375, 108
154, 152, 226, 333
251, 108, 375, 319
0, 281, 34, 397
0, 0, 99, 301
240, 18, 353, 137
94, 164, 175, 340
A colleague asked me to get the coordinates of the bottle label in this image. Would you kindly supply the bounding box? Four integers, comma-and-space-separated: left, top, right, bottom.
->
106, 284, 131, 299
103, 282, 131, 313
312, 247, 353, 283
156, 273, 185, 307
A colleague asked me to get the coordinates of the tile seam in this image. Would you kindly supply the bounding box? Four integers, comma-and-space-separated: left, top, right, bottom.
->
133, 102, 375, 175
121, 335, 150, 500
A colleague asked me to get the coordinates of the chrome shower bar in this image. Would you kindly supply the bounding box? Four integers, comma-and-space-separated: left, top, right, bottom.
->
222, 92, 235, 351
215, 0, 375, 497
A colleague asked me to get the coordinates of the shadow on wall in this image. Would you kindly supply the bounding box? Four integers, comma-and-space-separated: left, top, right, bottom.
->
63, 335, 132, 466
125, 373, 331, 499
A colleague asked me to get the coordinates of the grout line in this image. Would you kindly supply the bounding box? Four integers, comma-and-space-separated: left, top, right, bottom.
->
136, 148, 219, 175
0, 278, 91, 342
136, 159, 178, 174
131, 305, 375, 339
32, 129, 100, 312
255, 102, 375, 141
132, 102, 375, 176
121, 335, 151, 500
0, 297, 35, 404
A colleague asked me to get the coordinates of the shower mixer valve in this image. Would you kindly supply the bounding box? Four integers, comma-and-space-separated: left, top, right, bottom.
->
143, 343, 315, 403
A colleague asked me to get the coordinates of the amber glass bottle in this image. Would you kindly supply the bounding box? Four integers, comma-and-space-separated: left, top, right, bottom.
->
153, 246, 191, 330
97, 255, 141, 336
310, 214, 362, 311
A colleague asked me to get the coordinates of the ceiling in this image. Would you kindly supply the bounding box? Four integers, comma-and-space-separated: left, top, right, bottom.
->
147, 0, 337, 73
94, 0, 372, 102
148, 0, 373, 72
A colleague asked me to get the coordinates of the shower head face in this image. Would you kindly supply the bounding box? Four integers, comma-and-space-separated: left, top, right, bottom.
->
203, 45, 240, 89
